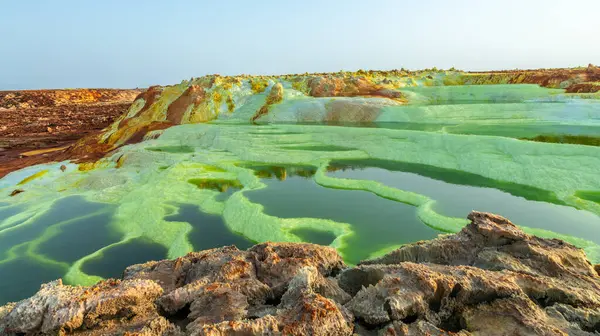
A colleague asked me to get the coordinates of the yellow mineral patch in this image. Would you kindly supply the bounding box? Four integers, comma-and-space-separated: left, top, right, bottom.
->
17, 169, 49, 185
21, 146, 69, 157
252, 83, 284, 122
115, 155, 126, 168
212, 91, 223, 115
78, 161, 107, 171
186, 99, 215, 123
250, 78, 269, 93
226, 94, 235, 113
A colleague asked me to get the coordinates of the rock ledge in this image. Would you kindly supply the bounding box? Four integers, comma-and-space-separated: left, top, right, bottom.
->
1, 212, 599, 335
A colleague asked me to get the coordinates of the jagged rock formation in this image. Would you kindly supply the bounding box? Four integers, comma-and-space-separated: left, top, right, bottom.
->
1, 211, 599, 335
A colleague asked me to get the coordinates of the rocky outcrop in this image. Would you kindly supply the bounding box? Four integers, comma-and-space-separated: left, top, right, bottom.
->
166, 85, 207, 124
0, 279, 166, 335
566, 82, 600, 93
306, 76, 404, 100
2, 212, 599, 335
465, 66, 600, 90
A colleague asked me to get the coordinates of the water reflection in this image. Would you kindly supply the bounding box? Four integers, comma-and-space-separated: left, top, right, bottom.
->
289, 227, 337, 246
0, 250, 64, 304
188, 178, 242, 193
81, 238, 168, 279
328, 159, 600, 244
165, 204, 253, 251
0, 196, 118, 304
245, 174, 440, 264
241, 164, 317, 181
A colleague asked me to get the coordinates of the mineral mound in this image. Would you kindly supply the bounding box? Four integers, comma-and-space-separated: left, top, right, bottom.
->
2, 66, 599, 179
1, 211, 599, 335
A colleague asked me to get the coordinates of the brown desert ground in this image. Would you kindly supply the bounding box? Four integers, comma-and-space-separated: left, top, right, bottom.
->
0, 89, 141, 177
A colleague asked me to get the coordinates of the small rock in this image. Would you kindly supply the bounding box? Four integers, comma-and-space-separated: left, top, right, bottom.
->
9, 189, 24, 197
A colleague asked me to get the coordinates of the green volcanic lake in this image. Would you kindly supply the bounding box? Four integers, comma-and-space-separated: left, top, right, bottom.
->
327, 160, 600, 245
2, 83, 600, 305
243, 168, 440, 264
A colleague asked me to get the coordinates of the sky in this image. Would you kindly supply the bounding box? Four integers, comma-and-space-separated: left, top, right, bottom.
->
1, 0, 599, 89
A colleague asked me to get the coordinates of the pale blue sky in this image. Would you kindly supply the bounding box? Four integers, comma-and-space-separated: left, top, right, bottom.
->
1, 0, 599, 89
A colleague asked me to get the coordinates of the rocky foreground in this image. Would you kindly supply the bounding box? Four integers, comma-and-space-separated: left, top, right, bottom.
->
1, 212, 599, 335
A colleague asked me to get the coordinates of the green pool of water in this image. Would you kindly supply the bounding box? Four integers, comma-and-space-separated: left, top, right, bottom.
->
289, 227, 337, 246
328, 160, 600, 244
35, 210, 120, 263
244, 174, 441, 264
0, 204, 24, 222
0, 205, 27, 230
0, 196, 115, 259
81, 237, 168, 279
576, 190, 600, 204
0, 250, 64, 304
214, 188, 242, 202
0, 196, 118, 303
165, 204, 253, 251
329, 159, 564, 205
240, 164, 318, 180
